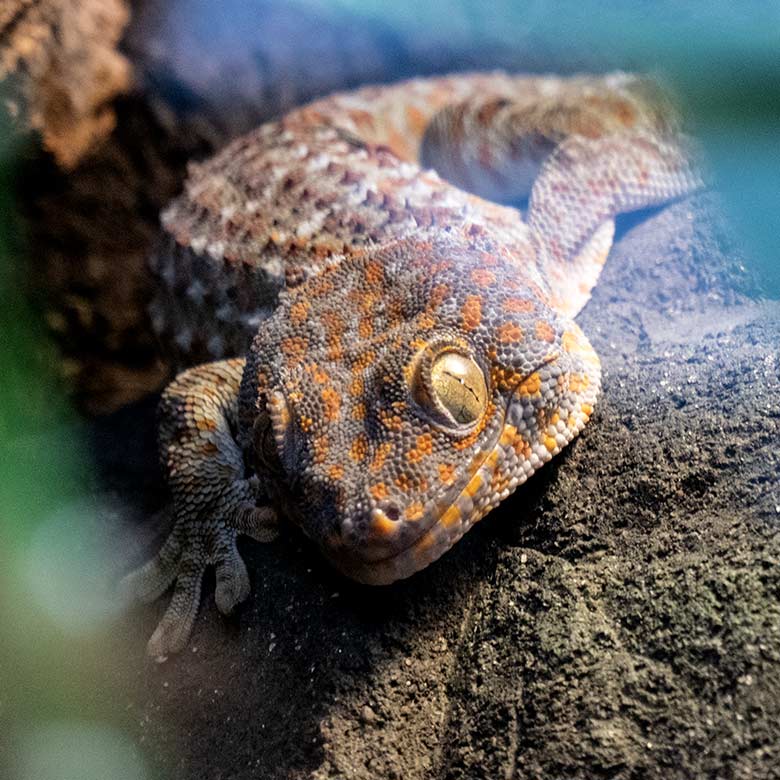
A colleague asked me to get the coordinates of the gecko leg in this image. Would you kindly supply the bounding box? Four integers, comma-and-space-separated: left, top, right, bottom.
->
121, 359, 278, 658
420, 80, 702, 318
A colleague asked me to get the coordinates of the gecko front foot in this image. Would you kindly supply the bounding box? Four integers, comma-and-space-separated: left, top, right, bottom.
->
122, 359, 278, 658
122, 503, 276, 658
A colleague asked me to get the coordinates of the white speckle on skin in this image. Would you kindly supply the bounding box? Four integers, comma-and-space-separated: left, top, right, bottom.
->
207, 241, 225, 260
190, 235, 207, 254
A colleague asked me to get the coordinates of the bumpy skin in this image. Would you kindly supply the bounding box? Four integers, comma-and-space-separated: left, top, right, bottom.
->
126, 72, 701, 656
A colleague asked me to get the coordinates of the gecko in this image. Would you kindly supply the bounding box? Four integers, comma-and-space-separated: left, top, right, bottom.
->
122, 72, 701, 657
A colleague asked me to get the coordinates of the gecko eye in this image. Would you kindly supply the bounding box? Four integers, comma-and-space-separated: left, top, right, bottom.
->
414, 349, 488, 428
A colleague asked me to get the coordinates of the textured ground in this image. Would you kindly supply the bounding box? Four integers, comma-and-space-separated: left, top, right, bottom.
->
98, 193, 780, 779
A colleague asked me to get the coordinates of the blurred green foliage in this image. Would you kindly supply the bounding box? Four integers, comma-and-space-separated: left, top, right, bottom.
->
0, 104, 150, 780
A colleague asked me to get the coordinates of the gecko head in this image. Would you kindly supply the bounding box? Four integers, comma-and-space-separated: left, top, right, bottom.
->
246, 236, 600, 584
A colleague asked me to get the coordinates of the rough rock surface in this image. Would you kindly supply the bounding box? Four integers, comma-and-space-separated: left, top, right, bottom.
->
0, 0, 131, 168
103, 193, 780, 779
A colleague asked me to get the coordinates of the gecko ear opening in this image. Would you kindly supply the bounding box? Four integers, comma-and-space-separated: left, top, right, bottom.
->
263, 388, 300, 474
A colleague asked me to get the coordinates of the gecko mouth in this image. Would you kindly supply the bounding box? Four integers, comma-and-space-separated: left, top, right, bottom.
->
325, 428, 506, 585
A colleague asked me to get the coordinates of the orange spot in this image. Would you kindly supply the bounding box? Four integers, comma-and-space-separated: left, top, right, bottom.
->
498, 323, 524, 343
196, 417, 218, 431
428, 284, 451, 308
352, 402, 367, 421
406, 449, 425, 464
321, 387, 341, 421
348, 108, 376, 133
470, 268, 496, 287
309, 365, 330, 384
379, 408, 404, 431
358, 316, 373, 339
568, 373, 590, 393
321, 310, 345, 336
370, 441, 393, 472
271, 395, 291, 429
349, 434, 368, 462
417, 433, 433, 455
349, 376, 365, 397
544, 435, 558, 453
406, 105, 427, 135
352, 350, 376, 372
370, 482, 389, 501
513, 438, 532, 459
492, 364, 521, 392
490, 471, 510, 493
327, 340, 344, 362
503, 298, 535, 314
407, 432, 433, 463
438, 463, 457, 485
299, 416, 314, 432
417, 312, 436, 330
516, 372, 542, 396
405, 501, 425, 521
465, 473, 483, 499
395, 472, 421, 493
387, 127, 412, 160
581, 403, 594, 417
312, 434, 329, 464
535, 321, 556, 343
461, 295, 482, 331
289, 299, 310, 324
365, 260, 384, 287
328, 464, 345, 480
281, 336, 308, 360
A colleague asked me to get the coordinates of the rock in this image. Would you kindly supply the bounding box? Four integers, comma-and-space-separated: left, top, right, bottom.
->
0, 0, 131, 169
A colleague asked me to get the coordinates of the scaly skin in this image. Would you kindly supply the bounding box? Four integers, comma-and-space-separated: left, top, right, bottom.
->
125, 72, 701, 657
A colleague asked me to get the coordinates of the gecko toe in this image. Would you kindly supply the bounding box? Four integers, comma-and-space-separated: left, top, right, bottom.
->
213, 533, 251, 615
146, 555, 205, 659
120, 522, 182, 604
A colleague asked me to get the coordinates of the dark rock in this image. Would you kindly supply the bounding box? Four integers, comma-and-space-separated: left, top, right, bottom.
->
109, 194, 780, 779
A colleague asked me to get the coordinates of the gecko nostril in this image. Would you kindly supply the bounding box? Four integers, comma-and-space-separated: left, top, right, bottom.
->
382, 503, 401, 522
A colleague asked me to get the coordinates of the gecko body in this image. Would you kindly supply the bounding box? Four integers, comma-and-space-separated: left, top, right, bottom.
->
125, 73, 701, 656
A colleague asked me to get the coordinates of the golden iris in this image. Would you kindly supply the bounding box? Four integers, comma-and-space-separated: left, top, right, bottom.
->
429, 352, 487, 425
